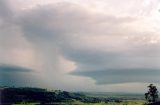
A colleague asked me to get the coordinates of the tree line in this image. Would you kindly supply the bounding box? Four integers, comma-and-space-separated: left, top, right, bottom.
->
0, 87, 121, 105
0, 84, 159, 105
145, 84, 159, 104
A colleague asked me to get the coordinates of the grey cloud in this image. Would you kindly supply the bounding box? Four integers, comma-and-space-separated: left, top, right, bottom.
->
16, 2, 160, 85
0, 0, 12, 18
64, 43, 160, 84
0, 0, 14, 25
63, 43, 160, 69
0, 64, 33, 72
0, 72, 42, 87
17, 2, 136, 42
71, 68, 160, 84
0, 64, 44, 87
1, 0, 160, 89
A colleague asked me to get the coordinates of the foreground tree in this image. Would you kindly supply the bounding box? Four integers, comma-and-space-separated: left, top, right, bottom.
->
145, 84, 159, 103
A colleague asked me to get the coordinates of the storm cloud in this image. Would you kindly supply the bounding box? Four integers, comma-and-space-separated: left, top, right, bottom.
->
71, 68, 160, 84
0, 0, 160, 92
0, 64, 33, 72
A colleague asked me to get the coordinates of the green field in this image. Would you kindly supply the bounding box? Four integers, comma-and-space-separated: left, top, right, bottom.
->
12, 99, 146, 105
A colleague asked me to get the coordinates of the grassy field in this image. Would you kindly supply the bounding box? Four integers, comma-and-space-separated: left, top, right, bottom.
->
12, 99, 146, 105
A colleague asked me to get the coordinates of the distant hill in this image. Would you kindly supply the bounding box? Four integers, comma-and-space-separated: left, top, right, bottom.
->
1, 87, 84, 104
80, 92, 144, 99
1, 87, 121, 104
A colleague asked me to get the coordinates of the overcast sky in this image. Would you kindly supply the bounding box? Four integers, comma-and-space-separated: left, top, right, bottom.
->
1, 0, 160, 93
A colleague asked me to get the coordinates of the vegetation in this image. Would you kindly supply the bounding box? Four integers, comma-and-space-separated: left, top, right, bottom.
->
1, 86, 159, 105
145, 84, 159, 104
1, 87, 114, 104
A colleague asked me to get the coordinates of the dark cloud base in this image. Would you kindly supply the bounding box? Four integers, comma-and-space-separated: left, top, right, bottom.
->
0, 64, 33, 72
0, 64, 36, 87
71, 68, 160, 84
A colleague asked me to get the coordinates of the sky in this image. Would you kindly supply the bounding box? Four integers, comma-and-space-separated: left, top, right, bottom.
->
0, 0, 160, 93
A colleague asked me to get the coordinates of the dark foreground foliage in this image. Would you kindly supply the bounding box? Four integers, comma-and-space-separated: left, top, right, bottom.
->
148, 101, 160, 105
145, 84, 159, 103
0, 87, 121, 105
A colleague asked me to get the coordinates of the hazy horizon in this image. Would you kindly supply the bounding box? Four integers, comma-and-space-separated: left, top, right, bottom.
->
1, 0, 160, 93
0, 86, 146, 94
